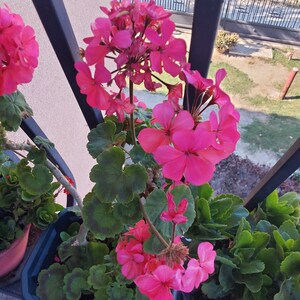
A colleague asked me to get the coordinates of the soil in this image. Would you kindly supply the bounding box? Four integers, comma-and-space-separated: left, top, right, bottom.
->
210, 154, 300, 200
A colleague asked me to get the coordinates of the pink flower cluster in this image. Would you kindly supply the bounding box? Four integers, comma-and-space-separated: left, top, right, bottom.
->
116, 219, 216, 300
0, 5, 39, 96
75, 0, 186, 121
138, 70, 240, 186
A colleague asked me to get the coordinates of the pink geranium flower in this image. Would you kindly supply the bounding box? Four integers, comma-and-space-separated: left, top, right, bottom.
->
138, 102, 194, 153
145, 19, 186, 76
106, 92, 135, 122
84, 17, 132, 66
74, 61, 111, 110
178, 242, 216, 293
197, 102, 240, 163
116, 239, 148, 280
160, 193, 188, 224
135, 265, 177, 300
153, 129, 215, 186
124, 219, 151, 243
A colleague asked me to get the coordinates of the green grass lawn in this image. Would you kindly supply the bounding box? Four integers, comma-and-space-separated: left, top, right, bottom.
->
242, 114, 300, 156
208, 62, 255, 95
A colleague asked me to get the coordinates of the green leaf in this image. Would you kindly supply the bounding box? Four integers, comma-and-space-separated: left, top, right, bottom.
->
201, 279, 230, 299
0, 91, 32, 132
281, 252, 300, 277
233, 271, 263, 293
195, 183, 214, 200
107, 283, 134, 300
82, 194, 123, 239
33, 136, 55, 150
197, 198, 211, 222
37, 263, 68, 300
90, 147, 147, 203
113, 196, 142, 225
27, 148, 47, 164
130, 145, 157, 168
216, 254, 238, 269
143, 233, 166, 254
279, 220, 299, 240
257, 248, 281, 277
210, 194, 248, 228
239, 260, 265, 274
17, 161, 53, 196
63, 268, 90, 300
233, 230, 253, 250
251, 231, 270, 254
87, 121, 126, 158
88, 265, 111, 290
274, 277, 300, 300
219, 264, 235, 292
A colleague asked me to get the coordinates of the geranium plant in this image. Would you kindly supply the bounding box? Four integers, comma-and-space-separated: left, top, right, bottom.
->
71, 1, 239, 298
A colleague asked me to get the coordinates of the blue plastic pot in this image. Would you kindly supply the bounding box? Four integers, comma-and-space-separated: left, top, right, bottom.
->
21, 210, 80, 300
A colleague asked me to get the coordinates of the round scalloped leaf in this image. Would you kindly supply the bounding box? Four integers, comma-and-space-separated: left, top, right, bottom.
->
107, 283, 134, 300
113, 196, 142, 225
87, 121, 126, 158
239, 260, 265, 274
144, 185, 195, 239
129, 145, 157, 168
82, 195, 123, 239
94, 288, 109, 300
88, 265, 111, 290
86, 241, 109, 265
27, 148, 47, 164
280, 252, 300, 277
37, 263, 68, 300
17, 163, 53, 196
90, 147, 147, 203
63, 268, 90, 300
0, 91, 33, 132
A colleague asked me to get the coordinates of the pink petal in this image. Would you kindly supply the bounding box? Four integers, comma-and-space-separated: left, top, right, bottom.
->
85, 44, 108, 65
160, 19, 175, 44
150, 51, 163, 74
162, 55, 181, 77
152, 102, 174, 129
164, 38, 186, 61
184, 155, 215, 186
145, 27, 161, 46
171, 111, 194, 133
112, 30, 132, 48
94, 63, 111, 83
138, 128, 169, 153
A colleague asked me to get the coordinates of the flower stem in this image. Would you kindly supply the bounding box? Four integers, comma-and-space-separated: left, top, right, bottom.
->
139, 198, 169, 248
129, 80, 137, 146
171, 223, 176, 246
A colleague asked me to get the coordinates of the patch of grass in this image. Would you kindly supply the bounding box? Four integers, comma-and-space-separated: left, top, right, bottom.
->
270, 48, 300, 69
208, 62, 255, 95
242, 95, 300, 119
242, 114, 300, 156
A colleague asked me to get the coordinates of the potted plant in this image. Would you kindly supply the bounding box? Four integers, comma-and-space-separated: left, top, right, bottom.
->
0, 5, 64, 279
215, 30, 239, 54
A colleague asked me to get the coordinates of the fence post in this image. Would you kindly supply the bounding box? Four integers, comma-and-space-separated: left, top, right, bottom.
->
280, 67, 299, 100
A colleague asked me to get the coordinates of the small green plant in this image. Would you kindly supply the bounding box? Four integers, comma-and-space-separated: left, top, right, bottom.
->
215, 30, 239, 54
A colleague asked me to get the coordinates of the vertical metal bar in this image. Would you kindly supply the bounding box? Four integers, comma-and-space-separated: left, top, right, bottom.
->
184, 0, 224, 110
32, 0, 104, 130
245, 138, 300, 211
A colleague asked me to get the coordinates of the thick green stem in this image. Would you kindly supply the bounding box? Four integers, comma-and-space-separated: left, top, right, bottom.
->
129, 80, 137, 146
139, 198, 169, 248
